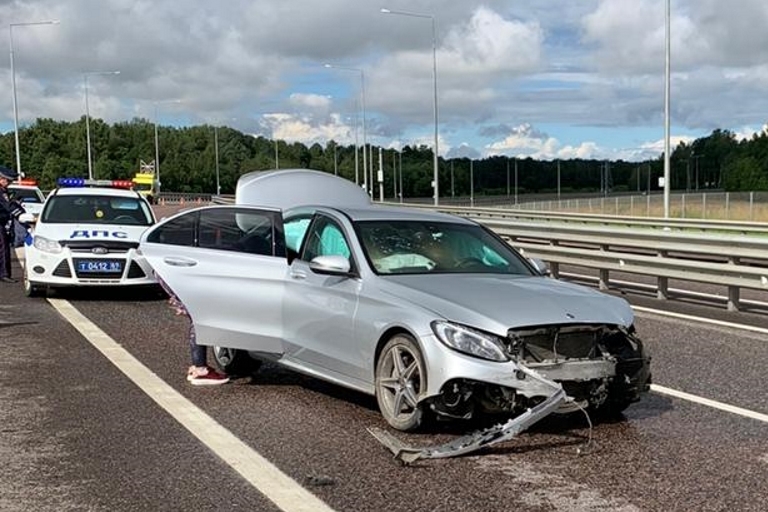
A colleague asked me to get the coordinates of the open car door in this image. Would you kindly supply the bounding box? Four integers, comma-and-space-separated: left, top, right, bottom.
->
140, 206, 288, 354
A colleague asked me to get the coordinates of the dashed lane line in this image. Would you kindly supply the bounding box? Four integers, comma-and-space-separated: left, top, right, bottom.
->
634, 305, 768, 336
634, 306, 768, 423
651, 384, 768, 424
48, 298, 336, 512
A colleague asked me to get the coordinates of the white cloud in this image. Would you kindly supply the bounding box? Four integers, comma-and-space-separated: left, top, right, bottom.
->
1, 0, 768, 168
733, 124, 768, 142
485, 123, 564, 159
441, 7, 543, 75
288, 93, 332, 111
265, 113, 351, 145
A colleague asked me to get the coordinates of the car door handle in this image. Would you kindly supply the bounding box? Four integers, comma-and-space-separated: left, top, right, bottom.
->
163, 256, 198, 267
290, 270, 307, 280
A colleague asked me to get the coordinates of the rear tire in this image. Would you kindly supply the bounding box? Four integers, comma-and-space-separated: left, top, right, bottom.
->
212, 346, 261, 376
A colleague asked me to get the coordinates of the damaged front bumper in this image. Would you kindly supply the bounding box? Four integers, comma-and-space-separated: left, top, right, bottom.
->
369, 365, 568, 464
369, 324, 650, 463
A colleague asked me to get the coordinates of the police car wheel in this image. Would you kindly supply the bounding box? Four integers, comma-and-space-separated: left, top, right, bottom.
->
23, 269, 44, 298
212, 346, 261, 376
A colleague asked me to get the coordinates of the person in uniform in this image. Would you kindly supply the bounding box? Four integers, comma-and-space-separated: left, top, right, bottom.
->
0, 167, 26, 283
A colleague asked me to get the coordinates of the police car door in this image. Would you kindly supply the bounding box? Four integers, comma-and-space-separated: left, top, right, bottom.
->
140, 206, 288, 354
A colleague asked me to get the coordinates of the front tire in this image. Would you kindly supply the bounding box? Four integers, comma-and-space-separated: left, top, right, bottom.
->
23, 267, 44, 298
212, 346, 260, 376
375, 334, 427, 432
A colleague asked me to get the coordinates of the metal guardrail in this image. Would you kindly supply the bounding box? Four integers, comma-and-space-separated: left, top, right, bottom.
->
158, 192, 213, 205
210, 195, 768, 312
487, 220, 768, 312
418, 206, 768, 312
398, 203, 768, 237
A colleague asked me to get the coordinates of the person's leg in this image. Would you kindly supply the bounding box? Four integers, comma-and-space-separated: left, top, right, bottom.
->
188, 323, 207, 368
186, 322, 229, 385
0, 230, 10, 279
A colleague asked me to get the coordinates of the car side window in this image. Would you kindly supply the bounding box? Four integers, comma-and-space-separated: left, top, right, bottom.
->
198, 208, 283, 256
302, 217, 351, 261
145, 211, 197, 246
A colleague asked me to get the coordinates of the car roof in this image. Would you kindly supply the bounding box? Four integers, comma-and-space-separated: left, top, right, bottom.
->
8, 184, 41, 190
51, 186, 141, 198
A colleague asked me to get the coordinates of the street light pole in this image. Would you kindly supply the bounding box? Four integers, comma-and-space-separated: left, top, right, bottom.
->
399, 150, 403, 203
214, 125, 220, 195
9, 19, 59, 179
274, 138, 279, 169
325, 63, 367, 196
514, 158, 518, 206
353, 112, 359, 185
153, 99, 181, 197
84, 70, 120, 180
381, 7, 439, 206
470, 159, 474, 207
663, 0, 671, 218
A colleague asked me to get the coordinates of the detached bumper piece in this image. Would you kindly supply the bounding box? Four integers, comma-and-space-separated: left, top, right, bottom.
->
369, 386, 567, 464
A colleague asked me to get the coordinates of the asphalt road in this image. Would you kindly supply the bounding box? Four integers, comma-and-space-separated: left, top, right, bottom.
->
2, 243, 768, 511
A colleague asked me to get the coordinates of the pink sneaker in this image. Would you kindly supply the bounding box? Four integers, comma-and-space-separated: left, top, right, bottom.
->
187, 366, 229, 386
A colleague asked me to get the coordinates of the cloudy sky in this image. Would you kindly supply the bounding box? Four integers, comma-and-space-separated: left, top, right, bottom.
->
2, 0, 768, 162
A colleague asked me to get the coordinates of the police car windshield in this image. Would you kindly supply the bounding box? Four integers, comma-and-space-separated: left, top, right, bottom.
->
42, 195, 154, 226
10, 187, 44, 203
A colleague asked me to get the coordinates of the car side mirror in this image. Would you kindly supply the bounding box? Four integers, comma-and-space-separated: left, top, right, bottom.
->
18, 212, 36, 225
309, 255, 353, 276
529, 257, 550, 276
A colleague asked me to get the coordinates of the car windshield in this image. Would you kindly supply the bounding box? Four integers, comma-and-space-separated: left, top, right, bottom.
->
42, 194, 154, 226
357, 220, 534, 275
10, 187, 44, 203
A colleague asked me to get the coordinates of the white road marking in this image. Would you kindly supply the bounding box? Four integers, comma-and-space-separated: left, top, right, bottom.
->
651, 384, 768, 424
633, 305, 768, 336
635, 306, 768, 423
45, 288, 768, 506
48, 298, 336, 512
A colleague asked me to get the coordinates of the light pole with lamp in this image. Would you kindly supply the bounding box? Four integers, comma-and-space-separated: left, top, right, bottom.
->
153, 99, 182, 198
324, 63, 367, 195
9, 19, 59, 179
381, 7, 440, 206
84, 70, 120, 180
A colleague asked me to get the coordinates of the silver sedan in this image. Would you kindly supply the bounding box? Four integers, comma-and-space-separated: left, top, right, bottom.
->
140, 170, 650, 454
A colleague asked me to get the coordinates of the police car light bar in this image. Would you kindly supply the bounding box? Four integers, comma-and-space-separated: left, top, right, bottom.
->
57, 178, 134, 189
18, 178, 38, 186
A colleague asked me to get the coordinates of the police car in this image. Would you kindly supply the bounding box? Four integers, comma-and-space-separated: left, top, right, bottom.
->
22, 178, 157, 297
9, 179, 46, 220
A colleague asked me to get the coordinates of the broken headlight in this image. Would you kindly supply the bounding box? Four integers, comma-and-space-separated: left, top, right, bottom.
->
432, 321, 509, 362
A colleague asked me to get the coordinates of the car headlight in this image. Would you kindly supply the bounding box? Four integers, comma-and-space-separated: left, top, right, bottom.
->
431, 321, 509, 362
32, 234, 63, 254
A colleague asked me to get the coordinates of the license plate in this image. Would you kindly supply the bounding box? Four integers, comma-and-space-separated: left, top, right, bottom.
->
76, 260, 123, 273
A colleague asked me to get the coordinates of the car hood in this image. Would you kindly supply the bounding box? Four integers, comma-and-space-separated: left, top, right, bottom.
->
380, 274, 634, 334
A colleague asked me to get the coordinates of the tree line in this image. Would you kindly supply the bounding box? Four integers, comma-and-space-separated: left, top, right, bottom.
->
1, 117, 767, 197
